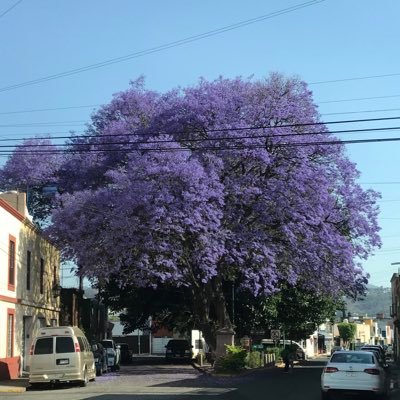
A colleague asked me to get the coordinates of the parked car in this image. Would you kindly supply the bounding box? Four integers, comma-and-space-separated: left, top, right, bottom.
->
385, 344, 394, 359
29, 326, 96, 387
330, 346, 345, 355
119, 343, 133, 364
165, 339, 193, 363
321, 350, 389, 399
101, 339, 121, 371
360, 346, 387, 366
91, 342, 107, 376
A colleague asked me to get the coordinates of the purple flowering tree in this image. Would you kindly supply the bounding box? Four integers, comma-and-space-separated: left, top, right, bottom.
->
0, 137, 63, 224
0, 74, 381, 349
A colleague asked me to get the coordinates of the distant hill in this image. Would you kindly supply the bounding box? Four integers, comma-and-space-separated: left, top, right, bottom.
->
345, 285, 392, 318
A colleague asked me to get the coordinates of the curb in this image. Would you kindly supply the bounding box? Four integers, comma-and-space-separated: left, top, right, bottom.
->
192, 362, 278, 377
192, 362, 213, 376
0, 386, 26, 393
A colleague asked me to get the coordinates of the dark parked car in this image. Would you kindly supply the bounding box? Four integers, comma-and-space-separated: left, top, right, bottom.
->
91, 342, 107, 376
101, 339, 120, 371
165, 339, 193, 363
119, 343, 133, 364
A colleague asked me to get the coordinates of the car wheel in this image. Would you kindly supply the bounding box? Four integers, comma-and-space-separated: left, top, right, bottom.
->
377, 391, 388, 400
321, 390, 329, 400
80, 368, 88, 387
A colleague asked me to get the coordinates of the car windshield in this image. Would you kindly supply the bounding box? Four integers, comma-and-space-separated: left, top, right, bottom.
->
167, 340, 190, 349
331, 352, 374, 364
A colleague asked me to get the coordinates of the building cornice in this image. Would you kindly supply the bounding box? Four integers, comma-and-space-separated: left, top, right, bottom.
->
0, 197, 59, 250
19, 299, 60, 313
0, 294, 19, 304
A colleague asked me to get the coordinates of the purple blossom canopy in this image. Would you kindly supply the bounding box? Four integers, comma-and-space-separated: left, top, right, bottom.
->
1, 74, 381, 299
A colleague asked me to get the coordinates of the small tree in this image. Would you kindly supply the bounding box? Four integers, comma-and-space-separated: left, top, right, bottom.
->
337, 322, 357, 348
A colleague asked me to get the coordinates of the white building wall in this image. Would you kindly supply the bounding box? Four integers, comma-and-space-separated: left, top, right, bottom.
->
0, 193, 61, 377
0, 201, 25, 360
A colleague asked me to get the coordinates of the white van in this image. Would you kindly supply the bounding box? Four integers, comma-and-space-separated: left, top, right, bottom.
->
29, 326, 96, 387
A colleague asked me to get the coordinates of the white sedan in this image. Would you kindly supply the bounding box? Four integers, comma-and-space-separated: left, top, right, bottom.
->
321, 350, 389, 399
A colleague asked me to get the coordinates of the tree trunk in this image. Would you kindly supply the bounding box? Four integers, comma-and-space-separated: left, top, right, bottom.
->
192, 277, 233, 351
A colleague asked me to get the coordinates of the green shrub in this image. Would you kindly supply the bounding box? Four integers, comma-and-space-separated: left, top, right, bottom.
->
214, 345, 247, 372
265, 346, 281, 361
245, 351, 262, 368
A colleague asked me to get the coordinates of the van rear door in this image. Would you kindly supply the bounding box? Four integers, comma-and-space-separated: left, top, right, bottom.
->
31, 337, 55, 373
54, 336, 77, 371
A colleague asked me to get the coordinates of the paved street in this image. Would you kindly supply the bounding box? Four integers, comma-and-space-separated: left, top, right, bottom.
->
0, 358, 399, 400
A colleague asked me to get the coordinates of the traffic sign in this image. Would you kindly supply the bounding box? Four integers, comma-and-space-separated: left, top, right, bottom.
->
271, 329, 281, 340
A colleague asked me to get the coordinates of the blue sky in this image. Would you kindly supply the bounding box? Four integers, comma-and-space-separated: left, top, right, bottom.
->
1, 0, 400, 288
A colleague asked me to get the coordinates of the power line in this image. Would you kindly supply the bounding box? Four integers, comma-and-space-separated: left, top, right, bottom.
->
322, 108, 400, 116
3, 133, 400, 156
0, 0, 325, 93
319, 94, 400, 104
0, 121, 397, 151
0, 115, 399, 143
0, 0, 23, 19
310, 72, 400, 86
360, 182, 400, 185
0, 104, 100, 115
2, 124, 400, 151
1, 103, 400, 121
0, 121, 87, 127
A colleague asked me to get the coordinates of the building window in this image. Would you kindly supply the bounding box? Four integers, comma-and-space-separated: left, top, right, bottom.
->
40, 258, 44, 295
7, 310, 15, 357
53, 265, 57, 287
8, 236, 16, 290
27, 250, 31, 291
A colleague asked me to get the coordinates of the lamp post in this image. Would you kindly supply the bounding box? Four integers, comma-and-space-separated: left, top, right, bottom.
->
52, 283, 62, 298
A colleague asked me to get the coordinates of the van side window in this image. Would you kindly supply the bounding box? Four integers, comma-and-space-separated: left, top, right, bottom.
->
34, 338, 53, 354
56, 337, 74, 353
77, 336, 85, 352
83, 337, 91, 352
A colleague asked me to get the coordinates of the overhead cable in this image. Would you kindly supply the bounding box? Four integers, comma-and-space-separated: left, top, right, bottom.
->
0, 0, 325, 93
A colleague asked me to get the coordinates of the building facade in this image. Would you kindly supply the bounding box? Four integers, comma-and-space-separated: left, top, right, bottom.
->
391, 273, 400, 363
0, 192, 60, 379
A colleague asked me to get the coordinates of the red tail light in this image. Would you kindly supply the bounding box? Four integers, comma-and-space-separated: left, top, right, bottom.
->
29, 344, 35, 356
74, 342, 81, 352
364, 368, 380, 375
324, 367, 339, 373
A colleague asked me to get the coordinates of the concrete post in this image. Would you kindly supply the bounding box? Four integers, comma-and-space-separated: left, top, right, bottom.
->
215, 328, 235, 357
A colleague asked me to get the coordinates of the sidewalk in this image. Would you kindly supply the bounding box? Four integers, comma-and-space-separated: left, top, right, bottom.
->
192, 358, 279, 376
0, 377, 28, 393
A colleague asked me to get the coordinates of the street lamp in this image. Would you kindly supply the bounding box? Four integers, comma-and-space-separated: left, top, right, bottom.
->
52, 283, 62, 298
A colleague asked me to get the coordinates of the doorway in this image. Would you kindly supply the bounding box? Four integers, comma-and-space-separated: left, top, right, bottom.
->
22, 316, 33, 372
